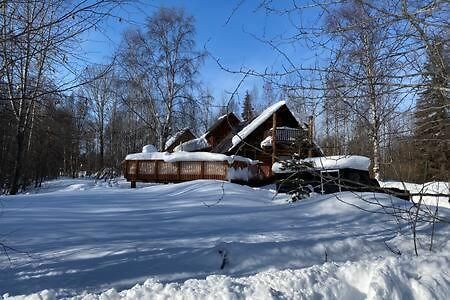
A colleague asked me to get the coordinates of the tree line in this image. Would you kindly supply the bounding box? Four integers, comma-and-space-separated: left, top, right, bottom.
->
229, 0, 448, 183
1, 0, 448, 194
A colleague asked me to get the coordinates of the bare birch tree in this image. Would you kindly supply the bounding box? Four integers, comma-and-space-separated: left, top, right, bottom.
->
0, 0, 127, 194
117, 7, 205, 150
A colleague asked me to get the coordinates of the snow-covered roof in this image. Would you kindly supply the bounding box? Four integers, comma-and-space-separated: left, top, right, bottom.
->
173, 136, 209, 152
260, 136, 272, 148
217, 114, 228, 120
304, 155, 371, 171
272, 155, 371, 173
165, 128, 194, 150
229, 101, 286, 151
142, 144, 157, 153
125, 151, 260, 165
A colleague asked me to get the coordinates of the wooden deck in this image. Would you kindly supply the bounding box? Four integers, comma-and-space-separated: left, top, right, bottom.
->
123, 159, 261, 187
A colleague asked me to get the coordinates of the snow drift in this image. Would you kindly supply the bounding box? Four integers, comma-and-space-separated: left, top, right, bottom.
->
0, 178, 448, 299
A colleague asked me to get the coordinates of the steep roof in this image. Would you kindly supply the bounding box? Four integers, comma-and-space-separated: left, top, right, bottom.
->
174, 112, 241, 152
228, 101, 295, 151
165, 128, 196, 151
205, 112, 241, 140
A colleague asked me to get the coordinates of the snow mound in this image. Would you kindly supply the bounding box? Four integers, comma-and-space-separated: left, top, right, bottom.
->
380, 181, 448, 195
1, 179, 449, 298
6, 254, 449, 300
272, 155, 371, 173
380, 180, 449, 208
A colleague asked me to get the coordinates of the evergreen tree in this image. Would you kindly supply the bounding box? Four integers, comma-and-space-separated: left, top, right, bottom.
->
414, 40, 449, 180
241, 91, 255, 122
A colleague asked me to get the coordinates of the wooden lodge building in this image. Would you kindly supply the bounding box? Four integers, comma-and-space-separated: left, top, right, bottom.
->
123, 101, 323, 186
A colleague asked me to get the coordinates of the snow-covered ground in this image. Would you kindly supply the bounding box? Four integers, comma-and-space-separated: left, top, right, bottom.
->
380, 180, 449, 209
1, 178, 449, 299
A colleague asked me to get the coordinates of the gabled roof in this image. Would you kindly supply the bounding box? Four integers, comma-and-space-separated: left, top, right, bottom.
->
174, 112, 241, 152
165, 128, 196, 151
205, 112, 241, 140
228, 101, 296, 151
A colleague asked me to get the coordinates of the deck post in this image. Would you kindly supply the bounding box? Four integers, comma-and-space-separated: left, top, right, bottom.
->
308, 115, 314, 157
177, 161, 181, 181
155, 160, 159, 181
131, 181, 136, 188
136, 161, 140, 178
271, 112, 277, 176
201, 161, 205, 178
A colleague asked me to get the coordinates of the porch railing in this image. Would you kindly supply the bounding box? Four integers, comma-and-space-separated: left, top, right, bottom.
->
123, 159, 261, 186
265, 127, 302, 143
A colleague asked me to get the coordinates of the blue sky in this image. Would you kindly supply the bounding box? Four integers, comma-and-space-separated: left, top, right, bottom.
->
81, 1, 318, 106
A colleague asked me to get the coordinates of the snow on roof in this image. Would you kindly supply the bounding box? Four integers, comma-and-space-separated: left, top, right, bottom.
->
272, 155, 371, 173
229, 101, 286, 151
173, 135, 209, 152
125, 151, 260, 165
165, 128, 193, 150
217, 114, 228, 120
142, 144, 157, 153
304, 155, 371, 171
260, 136, 272, 148
218, 112, 241, 120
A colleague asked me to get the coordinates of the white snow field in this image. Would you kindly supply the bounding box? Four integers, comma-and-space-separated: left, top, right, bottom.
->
0, 178, 449, 299
380, 180, 449, 209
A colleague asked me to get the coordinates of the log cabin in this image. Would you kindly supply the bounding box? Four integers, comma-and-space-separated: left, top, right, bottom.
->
122, 102, 404, 197
224, 101, 323, 178
123, 101, 323, 186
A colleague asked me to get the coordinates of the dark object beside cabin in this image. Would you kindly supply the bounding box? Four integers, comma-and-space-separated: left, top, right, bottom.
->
276, 168, 410, 200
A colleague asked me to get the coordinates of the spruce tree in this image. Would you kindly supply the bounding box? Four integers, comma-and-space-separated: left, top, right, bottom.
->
241, 91, 255, 122
414, 40, 449, 180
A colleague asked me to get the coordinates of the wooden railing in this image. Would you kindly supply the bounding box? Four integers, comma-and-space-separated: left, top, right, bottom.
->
265, 128, 302, 143
123, 159, 261, 186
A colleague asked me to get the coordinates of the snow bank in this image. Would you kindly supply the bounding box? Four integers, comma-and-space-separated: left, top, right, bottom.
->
142, 144, 157, 153
380, 181, 449, 209
380, 181, 448, 195
230, 101, 286, 150
125, 151, 260, 165
8, 254, 448, 300
1, 179, 449, 298
272, 155, 371, 173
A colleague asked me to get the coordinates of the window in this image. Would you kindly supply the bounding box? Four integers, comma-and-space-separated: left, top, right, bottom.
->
320, 169, 341, 194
